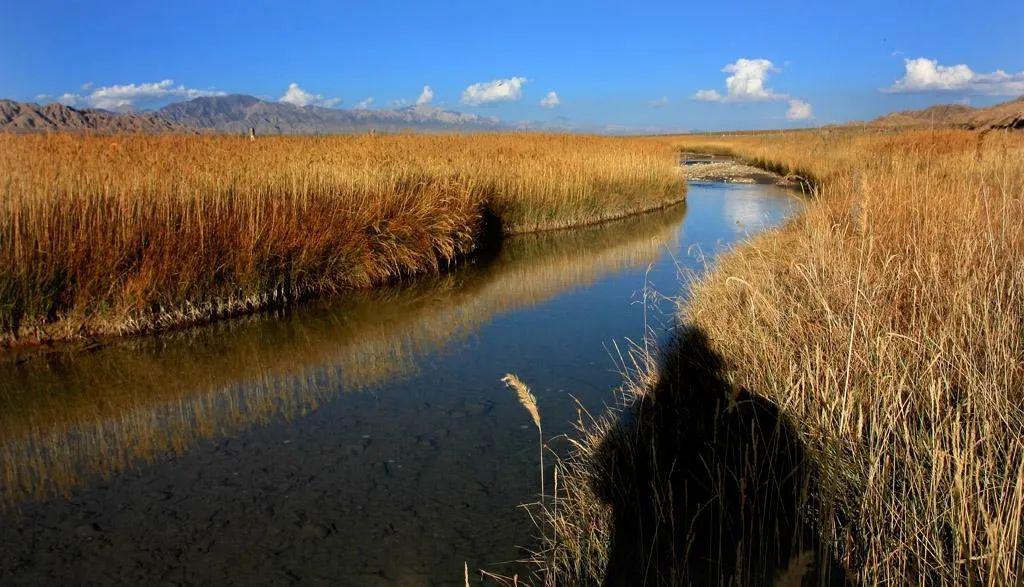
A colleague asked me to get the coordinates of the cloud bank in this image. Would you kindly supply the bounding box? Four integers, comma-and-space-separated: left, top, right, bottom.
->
57, 80, 225, 111
539, 91, 560, 108
886, 57, 1024, 95
461, 77, 526, 106
354, 97, 374, 109
279, 83, 341, 108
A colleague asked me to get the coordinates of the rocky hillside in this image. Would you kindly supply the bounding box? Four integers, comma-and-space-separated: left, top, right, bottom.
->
871, 96, 1024, 130
0, 100, 190, 133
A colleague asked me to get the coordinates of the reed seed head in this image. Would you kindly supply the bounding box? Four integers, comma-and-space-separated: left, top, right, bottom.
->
502, 373, 541, 431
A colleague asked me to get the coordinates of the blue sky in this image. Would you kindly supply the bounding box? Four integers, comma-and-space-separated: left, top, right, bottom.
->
2, 0, 1022, 131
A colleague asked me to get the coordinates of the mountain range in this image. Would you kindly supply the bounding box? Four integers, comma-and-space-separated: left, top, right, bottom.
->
157, 94, 502, 133
3, 93, 1022, 135
0, 94, 504, 134
0, 99, 191, 133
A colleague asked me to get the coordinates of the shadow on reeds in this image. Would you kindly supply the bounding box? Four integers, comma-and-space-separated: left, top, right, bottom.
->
591, 328, 847, 586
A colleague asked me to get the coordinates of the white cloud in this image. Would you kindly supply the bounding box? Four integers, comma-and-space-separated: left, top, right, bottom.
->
355, 97, 375, 109
54, 80, 226, 111
461, 76, 527, 106
694, 58, 783, 102
279, 82, 341, 108
786, 98, 813, 120
649, 96, 670, 108
539, 91, 560, 108
693, 58, 814, 122
416, 85, 434, 106
885, 57, 1024, 95
57, 93, 82, 106
35, 94, 51, 102
693, 89, 722, 102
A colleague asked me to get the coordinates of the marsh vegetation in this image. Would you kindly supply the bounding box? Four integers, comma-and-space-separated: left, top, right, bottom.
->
542, 129, 1024, 585
0, 133, 685, 344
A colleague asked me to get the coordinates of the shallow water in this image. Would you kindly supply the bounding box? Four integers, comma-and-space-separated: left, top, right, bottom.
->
0, 182, 800, 585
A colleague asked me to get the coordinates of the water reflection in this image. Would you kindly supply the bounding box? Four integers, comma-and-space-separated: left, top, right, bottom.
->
722, 188, 775, 234
0, 203, 686, 508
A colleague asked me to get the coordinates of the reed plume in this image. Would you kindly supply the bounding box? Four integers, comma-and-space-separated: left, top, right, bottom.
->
503, 373, 544, 497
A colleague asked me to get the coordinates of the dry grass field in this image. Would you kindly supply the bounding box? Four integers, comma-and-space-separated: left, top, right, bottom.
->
0, 133, 685, 344
6, 126, 1022, 583
543, 129, 1024, 585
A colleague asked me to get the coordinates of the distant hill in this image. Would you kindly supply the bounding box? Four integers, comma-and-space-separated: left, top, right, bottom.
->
0, 94, 504, 135
869, 96, 1024, 130
156, 95, 503, 134
0, 99, 190, 133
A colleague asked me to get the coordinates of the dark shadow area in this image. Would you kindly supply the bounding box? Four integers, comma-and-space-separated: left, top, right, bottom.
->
478, 204, 507, 253
593, 327, 848, 586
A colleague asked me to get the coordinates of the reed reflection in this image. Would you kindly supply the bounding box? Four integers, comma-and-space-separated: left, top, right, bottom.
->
0, 203, 686, 508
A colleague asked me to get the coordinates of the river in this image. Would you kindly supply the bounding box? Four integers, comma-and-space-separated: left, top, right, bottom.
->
0, 180, 800, 585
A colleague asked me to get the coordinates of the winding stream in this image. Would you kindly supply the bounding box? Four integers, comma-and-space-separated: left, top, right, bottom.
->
0, 181, 800, 585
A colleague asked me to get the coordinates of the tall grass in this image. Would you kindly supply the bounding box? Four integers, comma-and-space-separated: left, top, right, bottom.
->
679, 129, 1024, 584
543, 129, 1024, 584
0, 133, 684, 343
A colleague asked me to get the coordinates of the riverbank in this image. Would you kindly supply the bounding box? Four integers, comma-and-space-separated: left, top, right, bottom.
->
0, 133, 685, 347
542, 128, 1024, 584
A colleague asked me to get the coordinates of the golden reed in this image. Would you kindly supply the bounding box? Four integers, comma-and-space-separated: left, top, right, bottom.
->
544, 128, 1024, 585
0, 132, 685, 344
